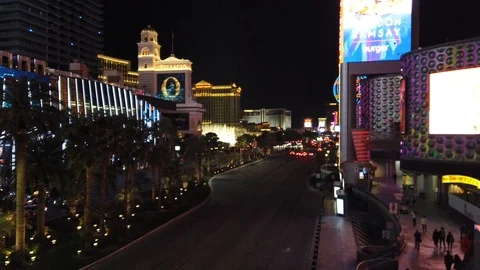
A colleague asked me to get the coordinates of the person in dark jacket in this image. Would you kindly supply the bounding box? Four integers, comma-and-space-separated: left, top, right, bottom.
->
414, 230, 422, 251
447, 231, 455, 251
453, 254, 463, 270
432, 228, 440, 248
439, 227, 446, 250
444, 251, 454, 270
460, 224, 465, 239
411, 210, 417, 227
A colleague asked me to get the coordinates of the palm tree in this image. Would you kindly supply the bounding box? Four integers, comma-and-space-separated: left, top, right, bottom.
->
200, 132, 219, 176
148, 144, 169, 208
147, 118, 175, 207
0, 76, 62, 261
184, 135, 203, 183
93, 114, 121, 231
65, 115, 100, 245
114, 117, 148, 217
27, 135, 67, 240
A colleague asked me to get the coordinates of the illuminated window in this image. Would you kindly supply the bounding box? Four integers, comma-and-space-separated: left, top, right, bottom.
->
141, 48, 150, 56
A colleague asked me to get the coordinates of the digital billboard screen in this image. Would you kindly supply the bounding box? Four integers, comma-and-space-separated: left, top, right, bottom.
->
429, 67, 480, 135
156, 73, 186, 103
341, 0, 412, 63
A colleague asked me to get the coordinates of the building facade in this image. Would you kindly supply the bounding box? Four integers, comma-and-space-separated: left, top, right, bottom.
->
136, 26, 204, 135
0, 0, 103, 77
0, 65, 174, 123
98, 54, 139, 88
242, 108, 292, 129
192, 80, 241, 125
0, 50, 47, 74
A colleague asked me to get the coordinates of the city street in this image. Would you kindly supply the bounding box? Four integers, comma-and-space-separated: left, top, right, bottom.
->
84, 155, 322, 270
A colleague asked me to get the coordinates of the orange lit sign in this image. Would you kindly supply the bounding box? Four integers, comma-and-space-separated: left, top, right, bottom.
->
442, 175, 480, 189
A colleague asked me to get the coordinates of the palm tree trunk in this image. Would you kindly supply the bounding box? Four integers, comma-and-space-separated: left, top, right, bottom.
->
128, 164, 137, 214
100, 154, 109, 232
151, 165, 157, 207
196, 159, 201, 183
206, 157, 211, 176
124, 168, 129, 217
36, 182, 46, 240
15, 133, 27, 262
84, 166, 94, 244
157, 166, 163, 209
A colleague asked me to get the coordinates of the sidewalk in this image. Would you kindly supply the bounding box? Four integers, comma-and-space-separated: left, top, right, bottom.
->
371, 177, 465, 270
316, 197, 357, 270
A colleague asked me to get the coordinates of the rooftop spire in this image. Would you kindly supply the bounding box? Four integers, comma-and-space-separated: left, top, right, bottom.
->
171, 31, 175, 57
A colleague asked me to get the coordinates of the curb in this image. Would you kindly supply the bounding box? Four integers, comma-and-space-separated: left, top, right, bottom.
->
305, 169, 324, 270
80, 158, 266, 270
305, 210, 324, 270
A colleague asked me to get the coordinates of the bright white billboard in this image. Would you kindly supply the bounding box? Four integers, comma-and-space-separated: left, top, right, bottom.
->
429, 67, 480, 134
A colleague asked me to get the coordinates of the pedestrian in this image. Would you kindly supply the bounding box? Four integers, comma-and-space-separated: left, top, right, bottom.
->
432, 228, 440, 248
447, 231, 455, 251
453, 254, 463, 270
444, 251, 454, 270
460, 224, 465, 239
439, 227, 446, 250
411, 210, 417, 227
414, 230, 422, 251
421, 216, 428, 232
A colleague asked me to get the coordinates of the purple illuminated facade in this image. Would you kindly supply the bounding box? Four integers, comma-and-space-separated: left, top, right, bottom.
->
401, 39, 480, 164
359, 75, 402, 139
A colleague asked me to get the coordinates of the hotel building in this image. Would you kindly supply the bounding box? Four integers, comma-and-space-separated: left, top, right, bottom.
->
0, 0, 104, 77
192, 80, 242, 125
97, 54, 139, 88
136, 26, 204, 135
242, 108, 292, 130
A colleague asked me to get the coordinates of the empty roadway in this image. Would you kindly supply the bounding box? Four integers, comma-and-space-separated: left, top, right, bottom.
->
84, 155, 322, 270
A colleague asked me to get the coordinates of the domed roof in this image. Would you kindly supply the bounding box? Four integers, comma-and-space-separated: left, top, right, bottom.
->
164, 55, 181, 61
142, 25, 157, 33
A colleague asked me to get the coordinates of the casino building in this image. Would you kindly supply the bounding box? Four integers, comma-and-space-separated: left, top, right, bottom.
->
192, 80, 242, 125
398, 38, 480, 220
346, 37, 480, 228
97, 54, 139, 88
136, 26, 204, 135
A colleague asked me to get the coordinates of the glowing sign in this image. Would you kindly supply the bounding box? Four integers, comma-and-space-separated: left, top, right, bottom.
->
156, 73, 185, 103
332, 76, 366, 103
442, 175, 480, 189
304, 118, 312, 128
340, 0, 412, 63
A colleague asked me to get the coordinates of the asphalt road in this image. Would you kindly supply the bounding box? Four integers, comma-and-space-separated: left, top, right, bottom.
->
84, 155, 322, 270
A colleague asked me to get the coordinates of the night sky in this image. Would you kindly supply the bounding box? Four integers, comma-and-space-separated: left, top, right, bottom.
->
104, 0, 480, 128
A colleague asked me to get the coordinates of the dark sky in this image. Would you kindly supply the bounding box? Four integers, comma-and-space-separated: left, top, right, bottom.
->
104, 0, 480, 128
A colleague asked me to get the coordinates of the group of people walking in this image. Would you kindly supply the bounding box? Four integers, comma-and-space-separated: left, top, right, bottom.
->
411, 210, 467, 269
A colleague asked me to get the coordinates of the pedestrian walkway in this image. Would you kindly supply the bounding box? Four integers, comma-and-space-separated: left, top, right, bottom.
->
316, 198, 357, 270
371, 177, 466, 270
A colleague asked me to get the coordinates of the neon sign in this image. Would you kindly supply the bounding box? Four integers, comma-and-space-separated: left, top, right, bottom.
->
442, 175, 480, 189
332, 75, 366, 104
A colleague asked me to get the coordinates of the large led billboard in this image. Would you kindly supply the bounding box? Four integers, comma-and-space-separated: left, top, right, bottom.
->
341, 0, 412, 63
429, 67, 480, 135
156, 73, 186, 103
